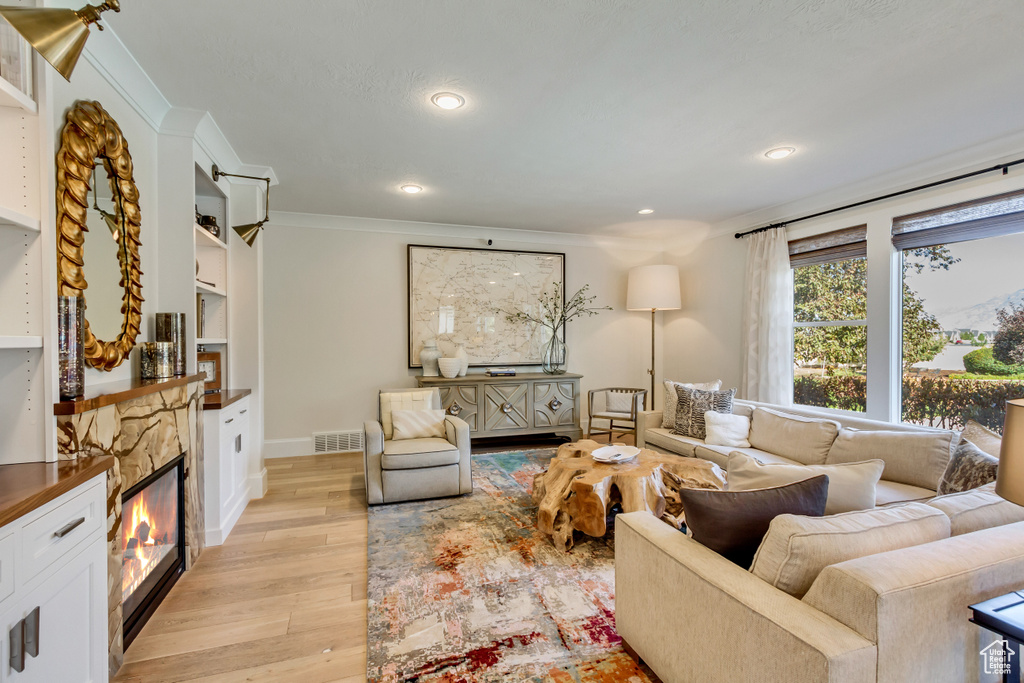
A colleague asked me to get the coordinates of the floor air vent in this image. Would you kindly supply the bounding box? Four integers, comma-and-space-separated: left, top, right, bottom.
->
313, 430, 364, 453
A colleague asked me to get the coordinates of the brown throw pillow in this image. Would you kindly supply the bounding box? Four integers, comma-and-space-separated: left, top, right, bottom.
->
679, 475, 829, 568
937, 440, 999, 495
672, 387, 736, 440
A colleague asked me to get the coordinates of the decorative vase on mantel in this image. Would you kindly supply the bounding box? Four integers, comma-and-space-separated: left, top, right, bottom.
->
542, 332, 567, 375
420, 340, 442, 377
454, 344, 469, 377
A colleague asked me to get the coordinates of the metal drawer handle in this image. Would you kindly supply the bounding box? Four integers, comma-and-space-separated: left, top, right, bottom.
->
447, 401, 462, 416
9, 618, 23, 673
24, 607, 39, 659
501, 402, 513, 414
548, 397, 562, 411
54, 516, 85, 539
225, 418, 234, 424
240, 409, 247, 415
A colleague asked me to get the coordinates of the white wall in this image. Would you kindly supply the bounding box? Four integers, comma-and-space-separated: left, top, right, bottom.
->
262, 215, 662, 456
662, 164, 1024, 422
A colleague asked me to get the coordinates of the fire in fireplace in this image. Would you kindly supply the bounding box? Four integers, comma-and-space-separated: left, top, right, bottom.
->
121, 455, 186, 647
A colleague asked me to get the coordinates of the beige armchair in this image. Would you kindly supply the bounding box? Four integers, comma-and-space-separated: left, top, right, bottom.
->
363, 387, 472, 505
586, 387, 647, 442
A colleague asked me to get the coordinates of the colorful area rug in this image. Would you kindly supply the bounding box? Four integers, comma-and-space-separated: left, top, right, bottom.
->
367, 448, 655, 683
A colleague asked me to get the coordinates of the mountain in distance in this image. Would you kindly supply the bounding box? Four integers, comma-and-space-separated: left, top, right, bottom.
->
931, 287, 1024, 331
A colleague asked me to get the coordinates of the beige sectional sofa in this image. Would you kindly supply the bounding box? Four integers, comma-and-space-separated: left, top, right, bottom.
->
637, 398, 957, 505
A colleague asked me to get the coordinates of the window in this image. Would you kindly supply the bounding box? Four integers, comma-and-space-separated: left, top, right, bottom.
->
791, 226, 868, 411
895, 190, 1024, 432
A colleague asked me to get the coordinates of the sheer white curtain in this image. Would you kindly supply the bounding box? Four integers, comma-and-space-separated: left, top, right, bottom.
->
741, 227, 794, 405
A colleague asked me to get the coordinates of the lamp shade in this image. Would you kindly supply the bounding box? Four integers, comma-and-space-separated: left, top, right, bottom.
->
0, 6, 91, 81
626, 265, 681, 311
996, 398, 1024, 505
233, 221, 264, 247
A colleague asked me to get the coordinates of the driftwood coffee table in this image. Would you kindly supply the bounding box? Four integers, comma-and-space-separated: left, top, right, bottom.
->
532, 440, 726, 551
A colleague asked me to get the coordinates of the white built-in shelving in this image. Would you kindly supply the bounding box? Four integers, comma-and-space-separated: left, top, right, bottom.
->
0, 335, 43, 349
0, 204, 40, 232
195, 280, 226, 297
0, 74, 36, 113
194, 164, 230, 389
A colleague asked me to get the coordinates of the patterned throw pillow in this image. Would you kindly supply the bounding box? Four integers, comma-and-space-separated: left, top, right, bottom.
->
961, 420, 1002, 458
672, 387, 736, 440
662, 380, 722, 430
391, 409, 446, 440
937, 439, 999, 495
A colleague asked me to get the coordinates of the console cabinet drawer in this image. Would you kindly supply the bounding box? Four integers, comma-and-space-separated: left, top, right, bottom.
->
533, 380, 578, 428
438, 386, 479, 432
21, 482, 104, 583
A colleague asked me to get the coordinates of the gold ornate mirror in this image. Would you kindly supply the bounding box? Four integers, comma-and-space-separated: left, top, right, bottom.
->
56, 100, 143, 371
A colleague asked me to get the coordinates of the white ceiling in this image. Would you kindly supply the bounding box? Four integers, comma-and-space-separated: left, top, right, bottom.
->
112, 0, 1024, 240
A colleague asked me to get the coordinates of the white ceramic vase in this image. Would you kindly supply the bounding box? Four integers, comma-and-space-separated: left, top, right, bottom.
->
454, 344, 469, 377
420, 340, 442, 376
438, 357, 462, 379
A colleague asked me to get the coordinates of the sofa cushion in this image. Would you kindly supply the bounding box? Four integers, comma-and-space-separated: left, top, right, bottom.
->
826, 428, 956, 491
644, 427, 701, 457
727, 452, 884, 514
680, 475, 829, 568
380, 389, 435, 440
747, 408, 841, 465
961, 419, 1002, 458
937, 439, 999, 495
382, 437, 460, 469
391, 408, 446, 440
704, 411, 751, 448
875, 480, 935, 506
750, 502, 950, 598
672, 387, 736, 440
662, 380, 722, 430
926, 482, 1024, 535
693, 444, 793, 468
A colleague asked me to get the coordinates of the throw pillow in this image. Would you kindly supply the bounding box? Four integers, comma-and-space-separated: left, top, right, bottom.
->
704, 411, 751, 448
927, 482, 1024, 535
606, 391, 636, 414
672, 387, 736, 440
390, 408, 446, 440
727, 452, 884, 514
748, 408, 841, 465
961, 420, 1002, 458
679, 475, 829, 568
380, 389, 435, 439
825, 427, 956, 491
749, 502, 950, 597
937, 440, 1000, 495
662, 380, 722, 430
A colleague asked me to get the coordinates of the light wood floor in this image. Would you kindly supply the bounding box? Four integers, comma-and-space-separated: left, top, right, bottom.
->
113, 452, 368, 683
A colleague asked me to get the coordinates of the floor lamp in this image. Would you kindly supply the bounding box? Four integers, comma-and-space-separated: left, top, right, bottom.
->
627, 265, 681, 410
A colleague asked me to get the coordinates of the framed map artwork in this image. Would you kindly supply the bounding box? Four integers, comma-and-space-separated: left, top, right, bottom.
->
408, 245, 566, 367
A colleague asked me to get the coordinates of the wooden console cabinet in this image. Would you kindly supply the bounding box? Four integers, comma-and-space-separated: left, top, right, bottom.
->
417, 373, 582, 441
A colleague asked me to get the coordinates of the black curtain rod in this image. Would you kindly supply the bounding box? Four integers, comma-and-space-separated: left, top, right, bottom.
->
734, 157, 1024, 239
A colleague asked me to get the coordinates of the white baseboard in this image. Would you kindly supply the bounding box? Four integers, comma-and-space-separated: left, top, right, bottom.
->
205, 489, 249, 546
264, 437, 315, 459
249, 468, 268, 497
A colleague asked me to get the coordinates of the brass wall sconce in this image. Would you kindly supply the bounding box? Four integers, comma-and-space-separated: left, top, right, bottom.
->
0, 0, 121, 81
211, 165, 272, 247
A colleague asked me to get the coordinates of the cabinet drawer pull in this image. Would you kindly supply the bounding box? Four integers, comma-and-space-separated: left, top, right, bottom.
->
225, 418, 234, 424
501, 402, 513, 414
240, 409, 247, 415
447, 401, 462, 416
24, 607, 39, 659
9, 619, 23, 673
53, 517, 85, 539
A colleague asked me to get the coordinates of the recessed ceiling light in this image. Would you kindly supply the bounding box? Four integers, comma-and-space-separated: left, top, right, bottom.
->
431, 92, 465, 110
401, 184, 423, 194
765, 147, 796, 160
638, 208, 654, 215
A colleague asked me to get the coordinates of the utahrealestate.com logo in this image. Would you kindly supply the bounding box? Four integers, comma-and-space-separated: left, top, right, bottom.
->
980, 638, 1015, 675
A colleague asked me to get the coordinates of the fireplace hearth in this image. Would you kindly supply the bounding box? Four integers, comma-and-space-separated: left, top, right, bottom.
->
121, 454, 186, 647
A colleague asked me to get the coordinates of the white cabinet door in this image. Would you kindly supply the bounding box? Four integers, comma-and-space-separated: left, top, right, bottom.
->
1, 540, 106, 683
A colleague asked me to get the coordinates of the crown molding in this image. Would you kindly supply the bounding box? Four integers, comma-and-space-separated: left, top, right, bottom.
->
269, 211, 665, 252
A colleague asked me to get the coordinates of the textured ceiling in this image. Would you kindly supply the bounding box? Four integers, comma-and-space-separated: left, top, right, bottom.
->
112, 0, 1024, 240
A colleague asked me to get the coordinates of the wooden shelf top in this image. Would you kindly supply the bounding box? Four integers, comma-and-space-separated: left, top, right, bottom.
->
54, 373, 206, 415
0, 456, 114, 529
203, 388, 251, 411
417, 372, 582, 384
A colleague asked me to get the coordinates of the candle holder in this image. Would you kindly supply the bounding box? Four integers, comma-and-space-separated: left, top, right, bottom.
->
155, 313, 186, 375
140, 342, 175, 379
57, 296, 85, 399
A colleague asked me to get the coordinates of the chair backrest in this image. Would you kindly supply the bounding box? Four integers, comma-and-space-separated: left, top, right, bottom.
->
591, 387, 647, 416
378, 387, 441, 440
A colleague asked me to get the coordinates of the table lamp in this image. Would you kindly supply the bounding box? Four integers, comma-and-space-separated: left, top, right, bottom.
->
626, 265, 681, 409
997, 398, 1024, 505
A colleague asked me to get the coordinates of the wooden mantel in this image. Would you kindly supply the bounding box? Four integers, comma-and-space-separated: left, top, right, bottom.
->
54, 373, 207, 415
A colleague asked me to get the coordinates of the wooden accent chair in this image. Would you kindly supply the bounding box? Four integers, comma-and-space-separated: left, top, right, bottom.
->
586, 388, 647, 443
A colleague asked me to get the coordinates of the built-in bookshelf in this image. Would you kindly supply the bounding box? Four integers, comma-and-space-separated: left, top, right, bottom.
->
194, 164, 229, 387
0, 62, 55, 465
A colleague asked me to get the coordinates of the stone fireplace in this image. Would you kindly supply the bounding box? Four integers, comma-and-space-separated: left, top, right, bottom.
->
56, 376, 205, 677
